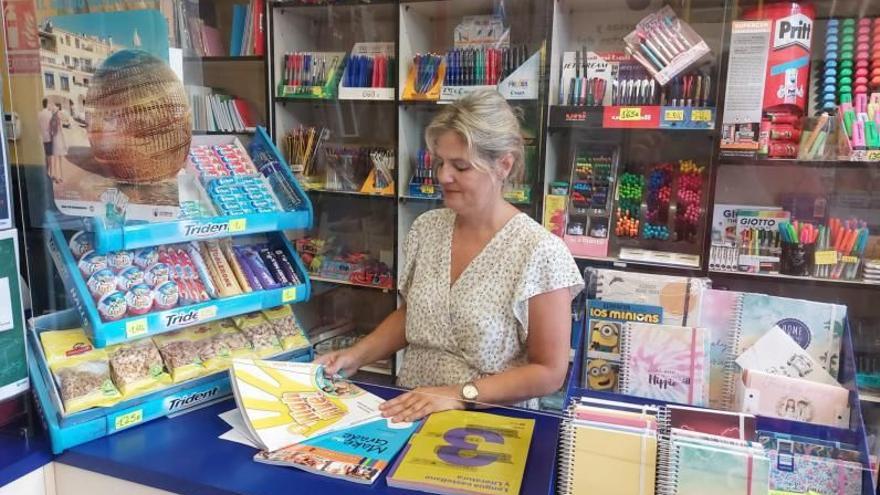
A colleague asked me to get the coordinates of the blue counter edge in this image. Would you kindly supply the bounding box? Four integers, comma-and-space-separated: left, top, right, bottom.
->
0, 433, 54, 487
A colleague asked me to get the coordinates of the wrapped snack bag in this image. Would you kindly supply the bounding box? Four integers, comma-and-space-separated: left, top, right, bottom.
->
40, 329, 122, 413
153, 327, 212, 382
234, 311, 282, 358
107, 338, 171, 397
261, 305, 310, 351
197, 320, 256, 371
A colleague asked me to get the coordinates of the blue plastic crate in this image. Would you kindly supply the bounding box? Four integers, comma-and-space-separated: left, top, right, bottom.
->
29, 310, 313, 454
47, 215, 312, 348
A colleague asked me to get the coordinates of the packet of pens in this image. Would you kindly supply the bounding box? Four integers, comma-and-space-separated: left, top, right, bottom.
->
811, 218, 870, 280
623, 6, 710, 85
277, 51, 346, 99
837, 93, 880, 160
338, 42, 395, 100
777, 221, 817, 276
795, 113, 836, 160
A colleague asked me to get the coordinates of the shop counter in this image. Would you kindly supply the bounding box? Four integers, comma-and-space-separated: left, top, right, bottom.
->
0, 433, 53, 487
55, 385, 561, 495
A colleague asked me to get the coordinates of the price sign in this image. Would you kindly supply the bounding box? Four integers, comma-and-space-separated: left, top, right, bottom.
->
618, 107, 642, 121
197, 306, 218, 320
125, 318, 149, 338
866, 150, 880, 161
282, 287, 298, 303
112, 409, 144, 432
691, 109, 712, 122
664, 109, 685, 121
421, 185, 435, 196
814, 250, 838, 265
228, 218, 247, 233
505, 190, 527, 202
842, 255, 859, 263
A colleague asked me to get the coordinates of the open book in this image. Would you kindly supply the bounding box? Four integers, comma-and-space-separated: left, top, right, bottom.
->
228, 359, 418, 484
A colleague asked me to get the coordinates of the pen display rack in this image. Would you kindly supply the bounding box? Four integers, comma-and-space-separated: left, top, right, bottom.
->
276, 51, 347, 99
338, 42, 396, 101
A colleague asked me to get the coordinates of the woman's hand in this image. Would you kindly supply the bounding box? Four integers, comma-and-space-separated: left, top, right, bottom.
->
379, 386, 464, 423
314, 348, 362, 379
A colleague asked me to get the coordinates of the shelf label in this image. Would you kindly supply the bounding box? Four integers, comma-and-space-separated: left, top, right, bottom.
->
282, 287, 298, 303
842, 255, 859, 263
691, 109, 712, 122
618, 107, 642, 121
814, 250, 838, 265
163, 306, 218, 328
664, 109, 685, 121
228, 218, 247, 233
866, 150, 880, 161
420, 185, 435, 196
505, 189, 527, 202
125, 318, 149, 338
111, 409, 143, 432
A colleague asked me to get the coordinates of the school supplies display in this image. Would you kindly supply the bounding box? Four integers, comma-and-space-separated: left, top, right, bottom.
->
563, 147, 618, 257
812, 218, 870, 281
387, 410, 534, 495
186, 86, 257, 133
668, 404, 756, 440
405, 53, 444, 98
735, 325, 840, 387
443, 45, 527, 87
586, 268, 709, 326
618, 322, 710, 406
736, 369, 850, 429
284, 126, 328, 177
277, 52, 345, 98
339, 42, 396, 100
623, 6, 711, 84
408, 148, 441, 199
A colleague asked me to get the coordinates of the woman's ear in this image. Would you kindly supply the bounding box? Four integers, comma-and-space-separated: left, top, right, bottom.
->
496, 153, 514, 181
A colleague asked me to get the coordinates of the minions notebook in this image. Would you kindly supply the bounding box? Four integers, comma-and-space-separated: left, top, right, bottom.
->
230, 358, 384, 453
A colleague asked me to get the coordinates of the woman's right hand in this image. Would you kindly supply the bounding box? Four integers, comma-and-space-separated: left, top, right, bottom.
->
314, 348, 362, 379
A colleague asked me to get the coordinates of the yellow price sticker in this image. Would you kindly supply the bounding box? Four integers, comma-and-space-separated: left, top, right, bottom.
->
113, 409, 143, 431
842, 255, 859, 263
125, 319, 149, 338
421, 185, 435, 195
618, 107, 642, 121
866, 150, 880, 161
664, 109, 685, 121
691, 109, 712, 122
197, 306, 218, 320
228, 218, 247, 233
814, 250, 838, 265
282, 287, 298, 303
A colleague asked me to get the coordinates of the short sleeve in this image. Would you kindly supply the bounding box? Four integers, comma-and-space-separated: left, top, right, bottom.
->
512, 235, 585, 337
398, 216, 421, 300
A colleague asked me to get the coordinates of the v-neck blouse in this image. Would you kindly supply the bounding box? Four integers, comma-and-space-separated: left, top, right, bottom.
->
397, 208, 584, 391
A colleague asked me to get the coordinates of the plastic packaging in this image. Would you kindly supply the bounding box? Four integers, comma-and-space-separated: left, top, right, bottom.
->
107, 338, 172, 397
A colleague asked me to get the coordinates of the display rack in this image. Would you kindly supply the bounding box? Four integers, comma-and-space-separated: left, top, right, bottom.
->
28, 310, 313, 454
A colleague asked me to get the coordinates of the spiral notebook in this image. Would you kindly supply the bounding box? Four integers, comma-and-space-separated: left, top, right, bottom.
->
619, 322, 710, 406
697, 289, 846, 410
587, 268, 710, 326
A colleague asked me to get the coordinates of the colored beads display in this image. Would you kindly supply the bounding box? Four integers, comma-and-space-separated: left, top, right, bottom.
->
674, 160, 705, 242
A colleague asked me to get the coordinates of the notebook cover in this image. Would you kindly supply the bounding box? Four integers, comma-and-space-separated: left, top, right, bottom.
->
736, 325, 840, 386
738, 369, 850, 428
230, 4, 245, 56
697, 289, 742, 409
768, 451, 863, 494
620, 322, 710, 406
673, 441, 771, 495
201, 25, 225, 57
737, 293, 844, 379
565, 424, 657, 495
592, 269, 706, 326
756, 431, 861, 463
669, 405, 756, 441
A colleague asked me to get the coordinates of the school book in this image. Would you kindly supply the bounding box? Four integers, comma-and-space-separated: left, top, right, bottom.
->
755, 430, 862, 463
767, 450, 863, 494
583, 299, 663, 393
735, 325, 840, 387
387, 410, 534, 495
668, 404, 756, 441
697, 288, 742, 409
254, 417, 419, 484
619, 322, 711, 406
230, 4, 246, 56
586, 268, 709, 326
735, 369, 850, 428
230, 358, 385, 454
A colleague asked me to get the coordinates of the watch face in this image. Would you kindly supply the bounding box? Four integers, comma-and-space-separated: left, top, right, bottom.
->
462, 384, 479, 400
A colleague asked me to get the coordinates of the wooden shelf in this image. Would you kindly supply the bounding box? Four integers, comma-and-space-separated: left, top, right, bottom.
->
192, 129, 256, 136
310, 275, 395, 291
306, 188, 396, 200
709, 269, 880, 290
183, 55, 265, 62
717, 156, 879, 169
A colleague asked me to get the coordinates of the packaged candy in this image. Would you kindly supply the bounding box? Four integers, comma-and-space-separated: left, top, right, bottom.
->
234, 311, 282, 358
69, 231, 94, 259
125, 284, 154, 315
262, 305, 309, 351
107, 338, 171, 397
144, 262, 171, 287
97, 291, 128, 322
237, 245, 279, 290
117, 266, 145, 292
133, 247, 160, 270
221, 241, 253, 293
107, 251, 134, 271
201, 241, 242, 297
87, 269, 117, 300
153, 281, 180, 310
40, 328, 122, 413
185, 243, 219, 299
258, 247, 291, 286
78, 251, 108, 278
232, 247, 263, 291
153, 327, 211, 382
271, 247, 301, 285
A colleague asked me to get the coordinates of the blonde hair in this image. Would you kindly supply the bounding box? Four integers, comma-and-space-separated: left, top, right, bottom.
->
424, 89, 524, 181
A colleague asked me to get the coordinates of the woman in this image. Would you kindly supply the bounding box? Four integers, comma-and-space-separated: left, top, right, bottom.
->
50, 103, 68, 184
317, 89, 583, 422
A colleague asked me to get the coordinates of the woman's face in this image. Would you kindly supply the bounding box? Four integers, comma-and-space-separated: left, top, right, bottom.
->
433, 130, 504, 214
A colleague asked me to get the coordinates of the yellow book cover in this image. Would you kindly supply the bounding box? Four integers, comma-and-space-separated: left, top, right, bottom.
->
387, 410, 534, 495
564, 424, 657, 495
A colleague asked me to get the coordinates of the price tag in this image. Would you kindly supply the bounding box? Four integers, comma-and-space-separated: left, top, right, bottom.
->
505, 190, 527, 202
421, 185, 435, 196
866, 150, 880, 161
282, 287, 298, 303
197, 306, 218, 320
228, 218, 247, 233
125, 318, 149, 338
691, 109, 712, 122
842, 255, 859, 263
664, 109, 685, 121
112, 409, 144, 432
814, 250, 838, 265
618, 107, 642, 121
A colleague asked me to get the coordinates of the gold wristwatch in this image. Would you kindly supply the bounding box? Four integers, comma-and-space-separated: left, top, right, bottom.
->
461, 382, 479, 410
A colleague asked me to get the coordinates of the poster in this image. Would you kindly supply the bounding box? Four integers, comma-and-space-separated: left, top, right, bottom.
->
0, 229, 27, 402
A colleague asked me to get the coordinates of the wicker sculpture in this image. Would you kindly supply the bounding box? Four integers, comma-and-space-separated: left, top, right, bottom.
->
86, 49, 192, 183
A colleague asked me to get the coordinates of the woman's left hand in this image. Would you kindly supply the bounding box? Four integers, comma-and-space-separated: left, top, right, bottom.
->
379, 386, 464, 423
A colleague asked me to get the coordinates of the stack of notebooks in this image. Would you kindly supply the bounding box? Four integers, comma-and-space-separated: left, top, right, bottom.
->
757, 430, 865, 494
220, 359, 418, 484
161, 0, 264, 57
186, 86, 257, 133
229, 0, 265, 57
